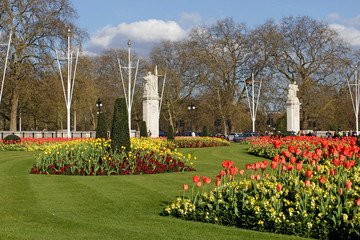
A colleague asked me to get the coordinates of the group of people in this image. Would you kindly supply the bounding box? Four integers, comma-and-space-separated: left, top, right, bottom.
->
325, 129, 357, 139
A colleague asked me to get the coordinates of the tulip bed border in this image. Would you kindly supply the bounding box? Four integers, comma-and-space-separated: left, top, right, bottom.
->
30, 138, 196, 175
163, 136, 360, 239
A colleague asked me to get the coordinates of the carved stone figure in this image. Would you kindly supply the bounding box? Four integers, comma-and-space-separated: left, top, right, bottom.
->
288, 83, 299, 100
143, 72, 157, 95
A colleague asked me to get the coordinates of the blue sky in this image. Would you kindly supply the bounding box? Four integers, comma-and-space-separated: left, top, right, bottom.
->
72, 0, 360, 56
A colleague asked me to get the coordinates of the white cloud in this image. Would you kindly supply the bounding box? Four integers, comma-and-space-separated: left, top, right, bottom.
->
329, 24, 360, 46
327, 13, 340, 22
85, 19, 187, 56
348, 16, 360, 27
178, 12, 202, 28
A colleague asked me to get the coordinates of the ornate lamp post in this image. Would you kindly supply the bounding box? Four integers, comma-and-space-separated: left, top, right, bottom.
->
188, 102, 195, 132
96, 98, 102, 114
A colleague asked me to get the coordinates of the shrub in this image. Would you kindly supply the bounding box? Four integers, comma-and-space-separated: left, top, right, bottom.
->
110, 98, 130, 152
202, 126, 209, 137
167, 125, 174, 141
95, 112, 107, 139
140, 121, 147, 138
3, 134, 21, 144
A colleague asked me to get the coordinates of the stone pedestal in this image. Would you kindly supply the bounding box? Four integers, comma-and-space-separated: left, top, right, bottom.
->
143, 72, 160, 138
286, 83, 301, 133
143, 97, 160, 138
286, 99, 300, 133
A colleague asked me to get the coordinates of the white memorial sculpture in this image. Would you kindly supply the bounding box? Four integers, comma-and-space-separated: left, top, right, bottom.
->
286, 83, 301, 133
143, 68, 166, 138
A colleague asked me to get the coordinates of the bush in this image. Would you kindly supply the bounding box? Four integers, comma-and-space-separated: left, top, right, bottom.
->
3, 134, 21, 144
95, 112, 107, 139
110, 98, 130, 152
202, 126, 209, 137
140, 121, 147, 138
167, 125, 174, 141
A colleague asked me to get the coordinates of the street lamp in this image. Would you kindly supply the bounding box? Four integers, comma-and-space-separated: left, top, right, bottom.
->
188, 102, 195, 132
96, 98, 102, 114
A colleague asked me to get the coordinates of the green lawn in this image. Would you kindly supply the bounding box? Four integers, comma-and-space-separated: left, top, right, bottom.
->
0, 144, 309, 240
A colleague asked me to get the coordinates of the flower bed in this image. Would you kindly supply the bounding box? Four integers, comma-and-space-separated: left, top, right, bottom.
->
1, 136, 229, 151
0, 137, 80, 151
30, 138, 196, 175
163, 137, 360, 239
173, 137, 229, 148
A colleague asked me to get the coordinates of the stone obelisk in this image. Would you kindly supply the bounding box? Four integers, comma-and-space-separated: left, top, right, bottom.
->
286, 83, 301, 133
143, 72, 160, 138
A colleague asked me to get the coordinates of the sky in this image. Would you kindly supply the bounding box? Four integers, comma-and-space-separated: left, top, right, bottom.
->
72, 0, 360, 57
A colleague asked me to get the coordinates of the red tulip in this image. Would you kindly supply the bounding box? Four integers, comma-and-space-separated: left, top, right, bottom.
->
339, 187, 343, 195
356, 199, 360, 207
305, 180, 311, 187
344, 161, 352, 169
250, 174, 255, 180
230, 167, 238, 176
246, 164, 251, 170
222, 160, 230, 168
256, 174, 261, 181
315, 148, 322, 157
321, 141, 329, 149
319, 177, 326, 184
272, 140, 281, 149
346, 181, 352, 189
333, 159, 340, 166
295, 149, 302, 156
287, 164, 293, 171
296, 161, 303, 171
228, 160, 234, 168
282, 150, 290, 158
339, 155, 346, 161
216, 180, 221, 186
288, 145, 295, 152
277, 184, 283, 192
271, 160, 277, 170
330, 168, 336, 175
290, 156, 297, 164
219, 170, 226, 177
265, 173, 269, 178
316, 165, 321, 171
202, 176, 211, 184
305, 170, 313, 178
183, 184, 188, 190
239, 169, 245, 175
193, 175, 200, 183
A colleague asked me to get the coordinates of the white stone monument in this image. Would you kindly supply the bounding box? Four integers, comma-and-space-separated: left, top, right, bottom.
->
286, 83, 301, 133
143, 72, 160, 138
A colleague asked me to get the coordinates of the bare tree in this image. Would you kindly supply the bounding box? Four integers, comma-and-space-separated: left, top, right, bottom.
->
270, 16, 349, 129
0, 0, 85, 130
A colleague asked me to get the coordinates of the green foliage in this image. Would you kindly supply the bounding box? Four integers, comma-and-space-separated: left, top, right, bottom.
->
3, 134, 21, 144
95, 112, 108, 139
140, 121, 147, 138
202, 126, 209, 137
167, 125, 174, 141
276, 114, 287, 131
110, 98, 130, 152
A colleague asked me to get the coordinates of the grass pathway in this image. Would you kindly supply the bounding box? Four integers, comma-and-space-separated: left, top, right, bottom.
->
0, 144, 307, 240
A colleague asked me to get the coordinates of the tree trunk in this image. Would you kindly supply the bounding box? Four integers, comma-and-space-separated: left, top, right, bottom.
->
167, 103, 173, 127
10, 87, 19, 131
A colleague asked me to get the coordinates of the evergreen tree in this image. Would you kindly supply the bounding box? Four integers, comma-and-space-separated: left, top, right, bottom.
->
95, 112, 107, 139
140, 121, 147, 138
167, 125, 174, 141
110, 98, 130, 152
202, 126, 209, 137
